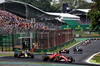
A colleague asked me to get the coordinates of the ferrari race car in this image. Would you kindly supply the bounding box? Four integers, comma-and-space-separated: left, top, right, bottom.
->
59, 49, 69, 54
73, 47, 83, 54
42, 53, 75, 63
14, 50, 34, 58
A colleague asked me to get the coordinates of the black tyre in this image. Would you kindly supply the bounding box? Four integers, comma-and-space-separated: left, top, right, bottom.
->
42, 55, 49, 61
66, 50, 69, 54
67, 56, 74, 63
14, 53, 18, 57
31, 54, 34, 58
50, 57, 54, 61
79, 49, 83, 52
27, 53, 34, 58
59, 51, 61, 53
18, 53, 24, 58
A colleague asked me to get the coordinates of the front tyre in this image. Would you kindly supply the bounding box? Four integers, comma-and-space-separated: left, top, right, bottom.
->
67, 56, 74, 63
79, 49, 83, 52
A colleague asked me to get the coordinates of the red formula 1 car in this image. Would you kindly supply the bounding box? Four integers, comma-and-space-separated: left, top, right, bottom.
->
59, 49, 69, 54
42, 53, 75, 63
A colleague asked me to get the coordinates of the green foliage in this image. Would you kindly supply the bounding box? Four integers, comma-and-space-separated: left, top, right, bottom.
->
56, 47, 60, 51
13, 0, 91, 12
55, 0, 92, 11
0, 54, 14, 56
88, 0, 100, 30
92, 56, 100, 63
51, 41, 79, 53
98, 31, 100, 35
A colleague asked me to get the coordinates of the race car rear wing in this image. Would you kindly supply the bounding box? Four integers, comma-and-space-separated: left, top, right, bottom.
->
44, 53, 54, 55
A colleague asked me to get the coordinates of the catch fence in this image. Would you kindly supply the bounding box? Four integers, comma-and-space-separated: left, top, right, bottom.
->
0, 27, 73, 51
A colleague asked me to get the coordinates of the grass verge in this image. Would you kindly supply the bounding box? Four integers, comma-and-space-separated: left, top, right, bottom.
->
73, 31, 100, 36
50, 41, 79, 53
0, 54, 14, 56
0, 41, 79, 55
90, 53, 100, 63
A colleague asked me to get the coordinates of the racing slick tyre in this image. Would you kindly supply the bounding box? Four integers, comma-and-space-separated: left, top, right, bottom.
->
66, 50, 69, 54
50, 57, 54, 61
67, 56, 74, 63
18, 53, 24, 58
14, 53, 18, 57
27, 53, 34, 58
59, 51, 61, 54
42, 55, 49, 61
79, 49, 83, 52
31, 54, 34, 58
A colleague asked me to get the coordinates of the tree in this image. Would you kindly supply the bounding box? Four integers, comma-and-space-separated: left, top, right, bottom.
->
53, 0, 92, 12
12, 0, 91, 12
88, 0, 100, 30
13, 0, 61, 12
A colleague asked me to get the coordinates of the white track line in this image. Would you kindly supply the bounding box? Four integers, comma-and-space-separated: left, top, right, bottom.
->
86, 52, 100, 65
46, 41, 83, 54
68, 41, 83, 49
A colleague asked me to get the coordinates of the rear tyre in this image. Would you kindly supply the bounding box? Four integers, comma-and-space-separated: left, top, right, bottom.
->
14, 53, 18, 57
67, 56, 74, 63
79, 49, 83, 52
59, 51, 61, 53
18, 53, 23, 58
66, 50, 69, 54
31, 54, 34, 58
42, 55, 49, 61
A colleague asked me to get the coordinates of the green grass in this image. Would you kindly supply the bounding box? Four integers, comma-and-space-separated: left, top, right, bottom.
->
73, 31, 100, 36
36, 41, 79, 53
51, 41, 79, 53
0, 41, 79, 56
91, 54, 100, 63
0, 54, 14, 56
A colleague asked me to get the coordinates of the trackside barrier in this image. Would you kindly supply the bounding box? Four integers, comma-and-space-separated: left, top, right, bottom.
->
0, 28, 73, 51
74, 36, 100, 38
34, 39, 74, 53
36, 29, 73, 49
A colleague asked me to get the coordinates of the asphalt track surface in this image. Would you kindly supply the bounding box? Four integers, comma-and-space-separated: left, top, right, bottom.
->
0, 40, 100, 66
